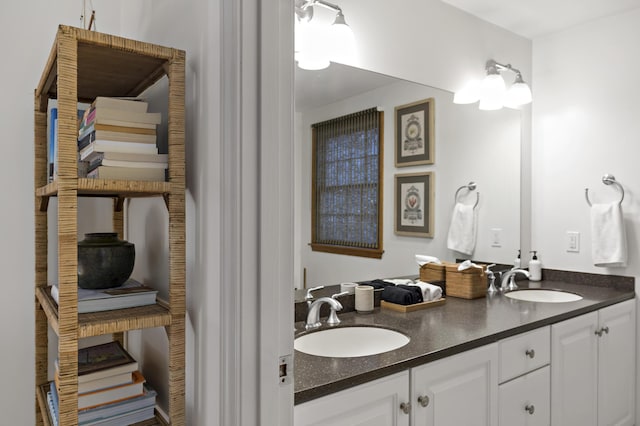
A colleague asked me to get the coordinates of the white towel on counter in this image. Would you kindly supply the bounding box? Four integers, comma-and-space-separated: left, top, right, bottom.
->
383, 278, 414, 286
411, 281, 443, 301
447, 202, 477, 255
415, 254, 442, 266
591, 202, 627, 267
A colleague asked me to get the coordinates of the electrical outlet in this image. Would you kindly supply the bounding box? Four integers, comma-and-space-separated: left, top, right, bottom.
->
491, 228, 502, 247
567, 231, 580, 253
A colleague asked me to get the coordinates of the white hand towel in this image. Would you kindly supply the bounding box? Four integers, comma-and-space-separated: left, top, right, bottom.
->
383, 278, 414, 285
411, 281, 443, 301
591, 202, 627, 267
447, 202, 477, 255
415, 254, 442, 266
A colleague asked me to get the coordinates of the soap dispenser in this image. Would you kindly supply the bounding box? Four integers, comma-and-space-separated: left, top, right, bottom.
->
529, 251, 542, 281
514, 250, 521, 269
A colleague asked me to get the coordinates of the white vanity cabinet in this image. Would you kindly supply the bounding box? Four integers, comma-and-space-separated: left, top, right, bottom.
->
294, 370, 410, 426
295, 299, 635, 426
498, 327, 551, 426
410, 343, 498, 426
551, 299, 635, 426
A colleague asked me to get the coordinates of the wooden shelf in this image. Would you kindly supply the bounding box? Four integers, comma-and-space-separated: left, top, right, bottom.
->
36, 287, 172, 338
37, 178, 172, 198
34, 25, 186, 426
36, 25, 176, 111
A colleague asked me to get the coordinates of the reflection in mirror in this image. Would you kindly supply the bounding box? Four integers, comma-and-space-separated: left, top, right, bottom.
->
294, 63, 521, 289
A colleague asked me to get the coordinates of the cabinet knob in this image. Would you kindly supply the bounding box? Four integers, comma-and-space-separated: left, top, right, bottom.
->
525, 348, 535, 359
525, 404, 535, 415
595, 326, 610, 337
400, 402, 411, 415
417, 395, 430, 407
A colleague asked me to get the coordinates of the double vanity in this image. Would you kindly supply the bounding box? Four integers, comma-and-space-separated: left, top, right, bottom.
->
294, 270, 636, 426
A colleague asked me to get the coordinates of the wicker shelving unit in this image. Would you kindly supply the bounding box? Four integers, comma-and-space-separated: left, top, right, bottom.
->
33, 26, 185, 426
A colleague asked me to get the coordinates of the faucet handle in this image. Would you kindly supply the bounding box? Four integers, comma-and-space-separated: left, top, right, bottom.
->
331, 291, 349, 300
305, 286, 324, 303
485, 263, 496, 275
325, 292, 348, 325
485, 264, 498, 293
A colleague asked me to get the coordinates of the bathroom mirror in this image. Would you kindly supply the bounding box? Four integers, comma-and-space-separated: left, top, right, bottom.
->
294, 63, 521, 291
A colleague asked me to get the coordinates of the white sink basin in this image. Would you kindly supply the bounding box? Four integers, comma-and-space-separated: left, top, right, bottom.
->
505, 289, 583, 303
295, 326, 410, 358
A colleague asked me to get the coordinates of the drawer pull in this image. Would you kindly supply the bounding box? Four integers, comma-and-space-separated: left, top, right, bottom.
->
525, 349, 535, 358
400, 402, 411, 415
595, 326, 610, 337
417, 395, 430, 407
525, 404, 535, 415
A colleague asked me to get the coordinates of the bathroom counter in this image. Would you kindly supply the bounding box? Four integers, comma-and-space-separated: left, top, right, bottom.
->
294, 274, 634, 405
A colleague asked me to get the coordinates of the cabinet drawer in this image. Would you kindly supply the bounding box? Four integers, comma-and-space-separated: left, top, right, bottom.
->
499, 365, 550, 426
499, 326, 550, 383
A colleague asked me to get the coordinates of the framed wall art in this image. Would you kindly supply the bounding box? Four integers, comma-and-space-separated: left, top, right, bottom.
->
394, 97, 435, 167
394, 172, 434, 237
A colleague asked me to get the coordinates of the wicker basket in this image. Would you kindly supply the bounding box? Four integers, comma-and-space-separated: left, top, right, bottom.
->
445, 263, 487, 299
419, 262, 446, 282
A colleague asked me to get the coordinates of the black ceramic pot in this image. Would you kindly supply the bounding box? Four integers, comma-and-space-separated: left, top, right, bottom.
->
77, 233, 135, 289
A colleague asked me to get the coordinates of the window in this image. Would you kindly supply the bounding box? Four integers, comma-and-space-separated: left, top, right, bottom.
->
311, 108, 384, 258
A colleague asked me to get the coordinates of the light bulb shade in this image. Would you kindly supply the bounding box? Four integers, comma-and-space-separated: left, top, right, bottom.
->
329, 14, 355, 63
503, 81, 532, 108
295, 20, 331, 70
297, 51, 330, 70
479, 73, 505, 110
453, 80, 481, 104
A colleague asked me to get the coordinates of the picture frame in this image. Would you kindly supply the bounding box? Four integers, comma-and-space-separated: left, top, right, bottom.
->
394, 172, 434, 237
394, 97, 435, 167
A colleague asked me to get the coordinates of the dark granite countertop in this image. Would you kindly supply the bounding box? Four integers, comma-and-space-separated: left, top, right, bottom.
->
294, 274, 635, 405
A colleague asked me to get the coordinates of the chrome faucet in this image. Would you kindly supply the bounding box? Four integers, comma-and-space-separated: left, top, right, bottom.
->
305, 297, 343, 330
501, 269, 530, 292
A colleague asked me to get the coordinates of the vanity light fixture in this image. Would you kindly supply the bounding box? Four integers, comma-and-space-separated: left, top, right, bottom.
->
454, 59, 532, 110
295, 0, 356, 70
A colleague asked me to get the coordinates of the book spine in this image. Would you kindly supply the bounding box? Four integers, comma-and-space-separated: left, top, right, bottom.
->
48, 108, 58, 183
78, 131, 96, 151
78, 122, 95, 141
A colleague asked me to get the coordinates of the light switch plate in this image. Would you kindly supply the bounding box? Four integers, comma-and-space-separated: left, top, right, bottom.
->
566, 231, 580, 253
491, 228, 502, 247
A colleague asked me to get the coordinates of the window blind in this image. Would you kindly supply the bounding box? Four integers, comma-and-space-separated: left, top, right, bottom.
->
312, 108, 382, 251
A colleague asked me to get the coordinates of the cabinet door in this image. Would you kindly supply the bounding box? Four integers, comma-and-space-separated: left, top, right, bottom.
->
551, 311, 598, 426
294, 371, 410, 426
598, 299, 636, 426
499, 366, 550, 426
411, 343, 498, 426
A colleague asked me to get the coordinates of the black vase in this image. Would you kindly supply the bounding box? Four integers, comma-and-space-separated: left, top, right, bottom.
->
77, 233, 135, 289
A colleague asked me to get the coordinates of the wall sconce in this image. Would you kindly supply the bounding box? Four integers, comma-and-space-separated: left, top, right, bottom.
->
454, 59, 532, 110
295, 0, 356, 70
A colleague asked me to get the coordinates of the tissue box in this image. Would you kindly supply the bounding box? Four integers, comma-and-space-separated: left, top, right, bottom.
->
445, 263, 486, 299
419, 263, 446, 282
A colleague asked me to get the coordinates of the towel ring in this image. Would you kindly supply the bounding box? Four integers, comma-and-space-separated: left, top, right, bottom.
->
585, 174, 624, 207
455, 181, 480, 209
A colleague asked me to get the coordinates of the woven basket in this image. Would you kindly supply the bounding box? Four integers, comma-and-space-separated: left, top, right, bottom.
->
445, 263, 487, 299
419, 263, 446, 282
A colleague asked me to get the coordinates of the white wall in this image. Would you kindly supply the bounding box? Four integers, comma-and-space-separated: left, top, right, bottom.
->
118, 1, 221, 424
298, 80, 521, 287
531, 8, 640, 274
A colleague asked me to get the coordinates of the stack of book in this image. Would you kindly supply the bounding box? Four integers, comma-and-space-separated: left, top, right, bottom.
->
46, 341, 157, 425
50, 278, 158, 314
77, 97, 167, 182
